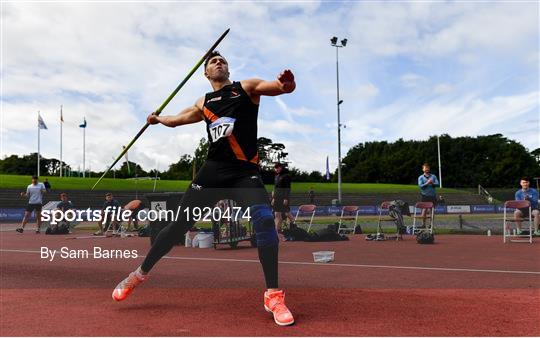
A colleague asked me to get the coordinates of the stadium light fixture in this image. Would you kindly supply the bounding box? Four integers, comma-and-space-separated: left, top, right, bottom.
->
330, 36, 347, 204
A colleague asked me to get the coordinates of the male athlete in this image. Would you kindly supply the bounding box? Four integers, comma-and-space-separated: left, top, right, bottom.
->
112, 51, 296, 326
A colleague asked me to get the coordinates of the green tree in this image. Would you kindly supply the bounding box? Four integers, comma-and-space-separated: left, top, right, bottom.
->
341, 134, 540, 187
193, 138, 209, 172
161, 154, 193, 180
0, 153, 70, 176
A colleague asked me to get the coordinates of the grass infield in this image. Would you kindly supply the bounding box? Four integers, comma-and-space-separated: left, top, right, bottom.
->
0, 174, 464, 194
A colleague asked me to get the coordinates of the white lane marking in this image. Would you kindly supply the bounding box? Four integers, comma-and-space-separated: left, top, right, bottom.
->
2, 248, 540, 275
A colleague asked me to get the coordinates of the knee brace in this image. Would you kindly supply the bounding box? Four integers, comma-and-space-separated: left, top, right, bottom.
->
251, 204, 278, 247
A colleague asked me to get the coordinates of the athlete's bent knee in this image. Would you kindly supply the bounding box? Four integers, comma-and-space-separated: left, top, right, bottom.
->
251, 204, 278, 247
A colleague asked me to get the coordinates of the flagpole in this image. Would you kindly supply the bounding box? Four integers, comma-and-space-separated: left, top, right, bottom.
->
153, 158, 158, 192
60, 105, 63, 177
37, 111, 40, 177
83, 120, 86, 178
437, 135, 443, 188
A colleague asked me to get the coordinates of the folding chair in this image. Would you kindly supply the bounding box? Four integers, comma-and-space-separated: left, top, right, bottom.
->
294, 204, 316, 232
503, 200, 532, 244
375, 201, 402, 240
412, 201, 434, 234
102, 208, 127, 237
338, 206, 359, 234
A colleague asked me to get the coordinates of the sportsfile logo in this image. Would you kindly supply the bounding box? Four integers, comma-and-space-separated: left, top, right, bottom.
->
40, 206, 251, 224
40, 206, 178, 225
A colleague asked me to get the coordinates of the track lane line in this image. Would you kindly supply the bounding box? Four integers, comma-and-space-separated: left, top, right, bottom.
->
2, 248, 540, 275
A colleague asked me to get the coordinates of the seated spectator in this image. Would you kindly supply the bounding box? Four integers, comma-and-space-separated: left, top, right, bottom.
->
124, 199, 144, 232
514, 177, 540, 236
95, 192, 121, 236
47, 193, 74, 234
56, 192, 74, 212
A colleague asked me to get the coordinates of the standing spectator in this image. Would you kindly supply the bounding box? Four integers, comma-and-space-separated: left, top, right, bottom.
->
514, 177, 540, 236
95, 193, 121, 236
17, 175, 46, 233
43, 178, 52, 192
417, 163, 439, 227
308, 186, 315, 205
272, 163, 295, 231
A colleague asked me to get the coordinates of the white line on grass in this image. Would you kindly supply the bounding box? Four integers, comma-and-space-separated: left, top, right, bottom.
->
2, 248, 540, 275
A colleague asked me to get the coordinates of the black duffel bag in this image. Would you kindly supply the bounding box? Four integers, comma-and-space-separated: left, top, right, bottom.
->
416, 231, 435, 244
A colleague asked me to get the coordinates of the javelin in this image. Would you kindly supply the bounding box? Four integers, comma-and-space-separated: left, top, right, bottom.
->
92, 28, 230, 190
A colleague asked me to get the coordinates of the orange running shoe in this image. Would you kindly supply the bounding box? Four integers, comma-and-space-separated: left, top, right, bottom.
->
112, 269, 147, 301
264, 290, 295, 326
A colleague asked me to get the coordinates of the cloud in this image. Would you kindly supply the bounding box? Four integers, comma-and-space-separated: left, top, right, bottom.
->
400, 73, 426, 88
355, 83, 379, 98
1, 1, 538, 173
433, 83, 454, 94
343, 91, 539, 151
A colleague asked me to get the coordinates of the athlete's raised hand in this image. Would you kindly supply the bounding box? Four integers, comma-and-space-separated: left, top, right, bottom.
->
242, 70, 296, 98
277, 69, 295, 93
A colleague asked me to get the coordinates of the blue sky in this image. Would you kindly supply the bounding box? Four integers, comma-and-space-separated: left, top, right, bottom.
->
1, 1, 538, 174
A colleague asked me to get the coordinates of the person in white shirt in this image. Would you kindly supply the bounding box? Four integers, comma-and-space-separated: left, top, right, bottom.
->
17, 175, 47, 233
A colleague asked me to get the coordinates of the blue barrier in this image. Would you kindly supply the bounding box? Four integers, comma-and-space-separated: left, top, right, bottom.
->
472, 205, 496, 213
435, 205, 447, 214
497, 205, 516, 213
0, 208, 30, 221
0, 208, 102, 222
0, 204, 511, 222
358, 206, 377, 215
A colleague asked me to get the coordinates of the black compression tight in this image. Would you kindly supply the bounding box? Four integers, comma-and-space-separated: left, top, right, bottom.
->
140, 161, 279, 289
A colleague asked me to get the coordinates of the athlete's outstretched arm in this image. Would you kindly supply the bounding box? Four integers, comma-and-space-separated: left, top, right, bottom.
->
147, 97, 204, 127
242, 70, 296, 98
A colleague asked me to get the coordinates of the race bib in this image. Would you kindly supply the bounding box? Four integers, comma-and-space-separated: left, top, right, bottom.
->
209, 117, 235, 143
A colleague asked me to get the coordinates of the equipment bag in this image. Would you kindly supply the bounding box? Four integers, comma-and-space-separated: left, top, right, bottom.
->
416, 231, 435, 244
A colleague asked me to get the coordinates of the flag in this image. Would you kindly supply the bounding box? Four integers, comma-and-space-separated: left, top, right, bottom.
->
60, 106, 64, 122
38, 113, 48, 129
79, 118, 86, 128
325, 156, 330, 181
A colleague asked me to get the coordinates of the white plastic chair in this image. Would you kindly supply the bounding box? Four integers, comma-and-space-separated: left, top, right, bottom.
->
294, 204, 317, 232
503, 200, 532, 244
338, 206, 360, 234
412, 201, 435, 234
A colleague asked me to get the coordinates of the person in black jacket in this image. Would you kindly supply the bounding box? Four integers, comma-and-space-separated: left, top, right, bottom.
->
272, 163, 295, 232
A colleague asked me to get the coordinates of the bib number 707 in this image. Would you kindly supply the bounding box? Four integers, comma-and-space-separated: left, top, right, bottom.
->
209, 117, 235, 143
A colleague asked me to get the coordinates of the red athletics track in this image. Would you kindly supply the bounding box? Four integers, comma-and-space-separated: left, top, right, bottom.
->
1, 229, 539, 336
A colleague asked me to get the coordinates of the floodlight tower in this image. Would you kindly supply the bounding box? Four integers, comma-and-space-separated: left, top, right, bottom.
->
330, 36, 347, 204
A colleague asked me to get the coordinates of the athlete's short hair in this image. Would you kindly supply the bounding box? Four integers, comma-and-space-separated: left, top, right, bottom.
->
520, 177, 530, 182
422, 163, 430, 168
204, 51, 224, 69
